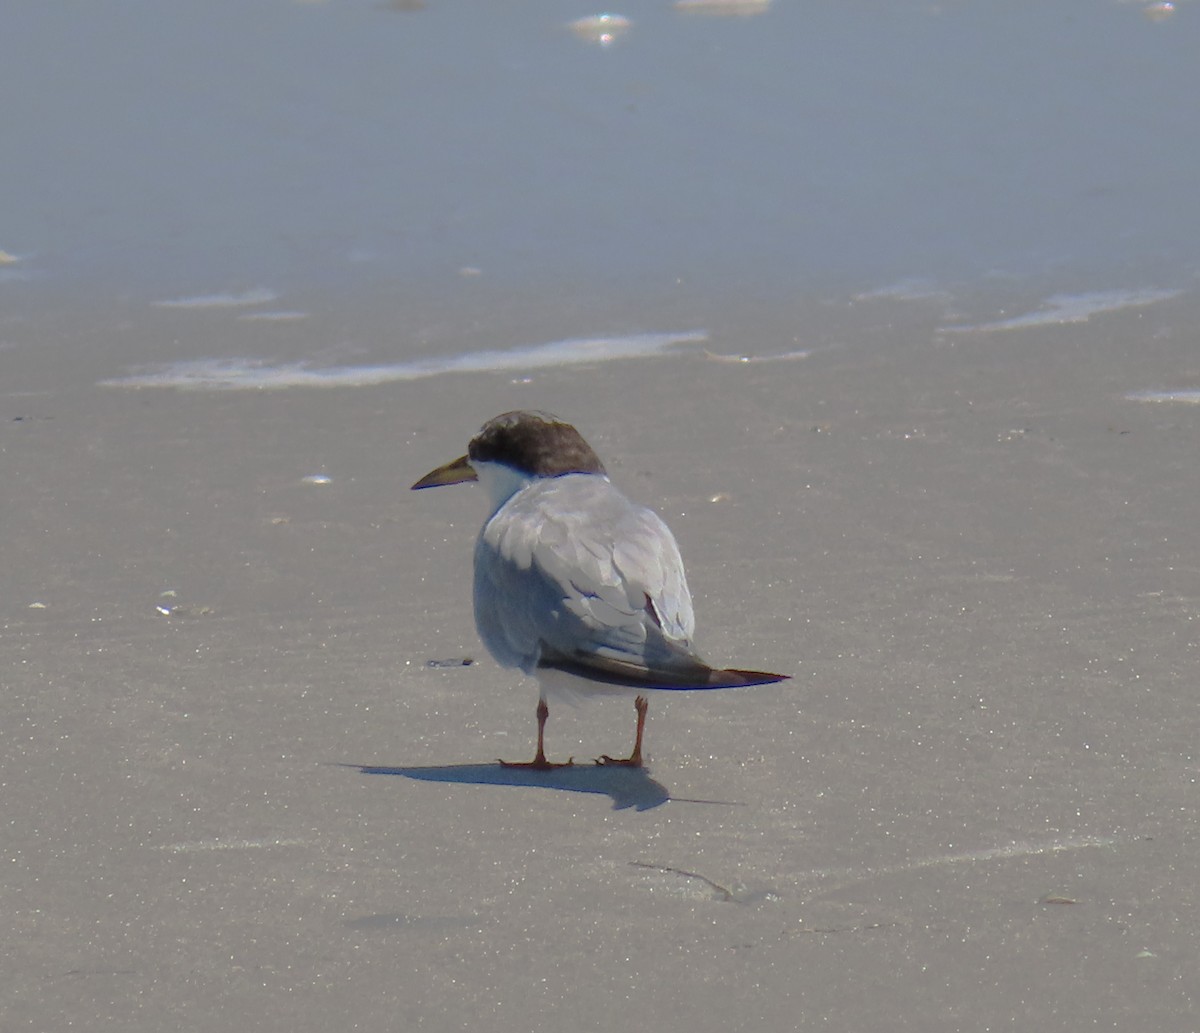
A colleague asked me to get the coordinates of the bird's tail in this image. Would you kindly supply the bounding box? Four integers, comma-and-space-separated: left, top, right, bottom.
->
539, 646, 789, 692
694, 666, 791, 690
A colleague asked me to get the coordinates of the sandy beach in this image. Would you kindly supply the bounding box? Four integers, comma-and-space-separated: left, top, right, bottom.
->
4, 281, 1199, 1031
4, 1, 1199, 1029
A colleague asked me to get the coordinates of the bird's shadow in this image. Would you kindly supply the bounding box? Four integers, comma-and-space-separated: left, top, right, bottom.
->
337, 760, 675, 811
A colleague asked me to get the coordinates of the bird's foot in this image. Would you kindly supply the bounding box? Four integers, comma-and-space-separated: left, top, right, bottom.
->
595, 696, 648, 767
498, 755, 574, 770
594, 753, 643, 768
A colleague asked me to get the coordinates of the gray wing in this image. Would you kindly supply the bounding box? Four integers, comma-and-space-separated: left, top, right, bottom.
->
472, 475, 697, 680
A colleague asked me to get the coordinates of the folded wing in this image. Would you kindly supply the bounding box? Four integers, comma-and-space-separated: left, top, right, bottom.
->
473, 475, 787, 690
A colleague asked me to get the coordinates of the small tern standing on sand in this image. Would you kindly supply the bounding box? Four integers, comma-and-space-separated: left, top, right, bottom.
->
412, 410, 788, 769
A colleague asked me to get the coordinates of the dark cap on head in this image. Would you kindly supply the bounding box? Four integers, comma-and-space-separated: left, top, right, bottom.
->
468, 411, 606, 478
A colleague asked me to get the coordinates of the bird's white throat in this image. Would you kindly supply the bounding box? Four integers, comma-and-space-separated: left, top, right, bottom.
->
471, 459, 539, 513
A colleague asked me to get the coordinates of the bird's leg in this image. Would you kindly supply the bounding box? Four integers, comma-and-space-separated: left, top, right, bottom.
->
596, 695, 648, 767
499, 698, 574, 770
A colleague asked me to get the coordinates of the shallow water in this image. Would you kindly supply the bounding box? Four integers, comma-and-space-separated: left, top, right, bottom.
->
4, 0, 1199, 317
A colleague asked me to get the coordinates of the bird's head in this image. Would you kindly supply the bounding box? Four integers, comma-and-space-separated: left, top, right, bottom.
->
412, 410, 607, 509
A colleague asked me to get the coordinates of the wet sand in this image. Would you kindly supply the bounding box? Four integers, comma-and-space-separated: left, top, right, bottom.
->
4, 284, 1198, 1030
6, 0, 1200, 1026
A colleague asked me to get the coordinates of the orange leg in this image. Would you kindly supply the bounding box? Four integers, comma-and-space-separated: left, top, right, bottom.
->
596, 695, 648, 768
499, 698, 573, 770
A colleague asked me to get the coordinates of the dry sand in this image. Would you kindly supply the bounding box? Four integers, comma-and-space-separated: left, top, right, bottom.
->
3, 287, 1198, 1030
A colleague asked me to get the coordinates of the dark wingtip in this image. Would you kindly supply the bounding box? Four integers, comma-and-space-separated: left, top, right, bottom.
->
707, 668, 791, 689
538, 651, 790, 692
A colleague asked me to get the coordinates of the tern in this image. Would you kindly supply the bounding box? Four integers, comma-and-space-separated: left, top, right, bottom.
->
412, 410, 788, 769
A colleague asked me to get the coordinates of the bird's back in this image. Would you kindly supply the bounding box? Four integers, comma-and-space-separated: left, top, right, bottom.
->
473, 474, 696, 681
